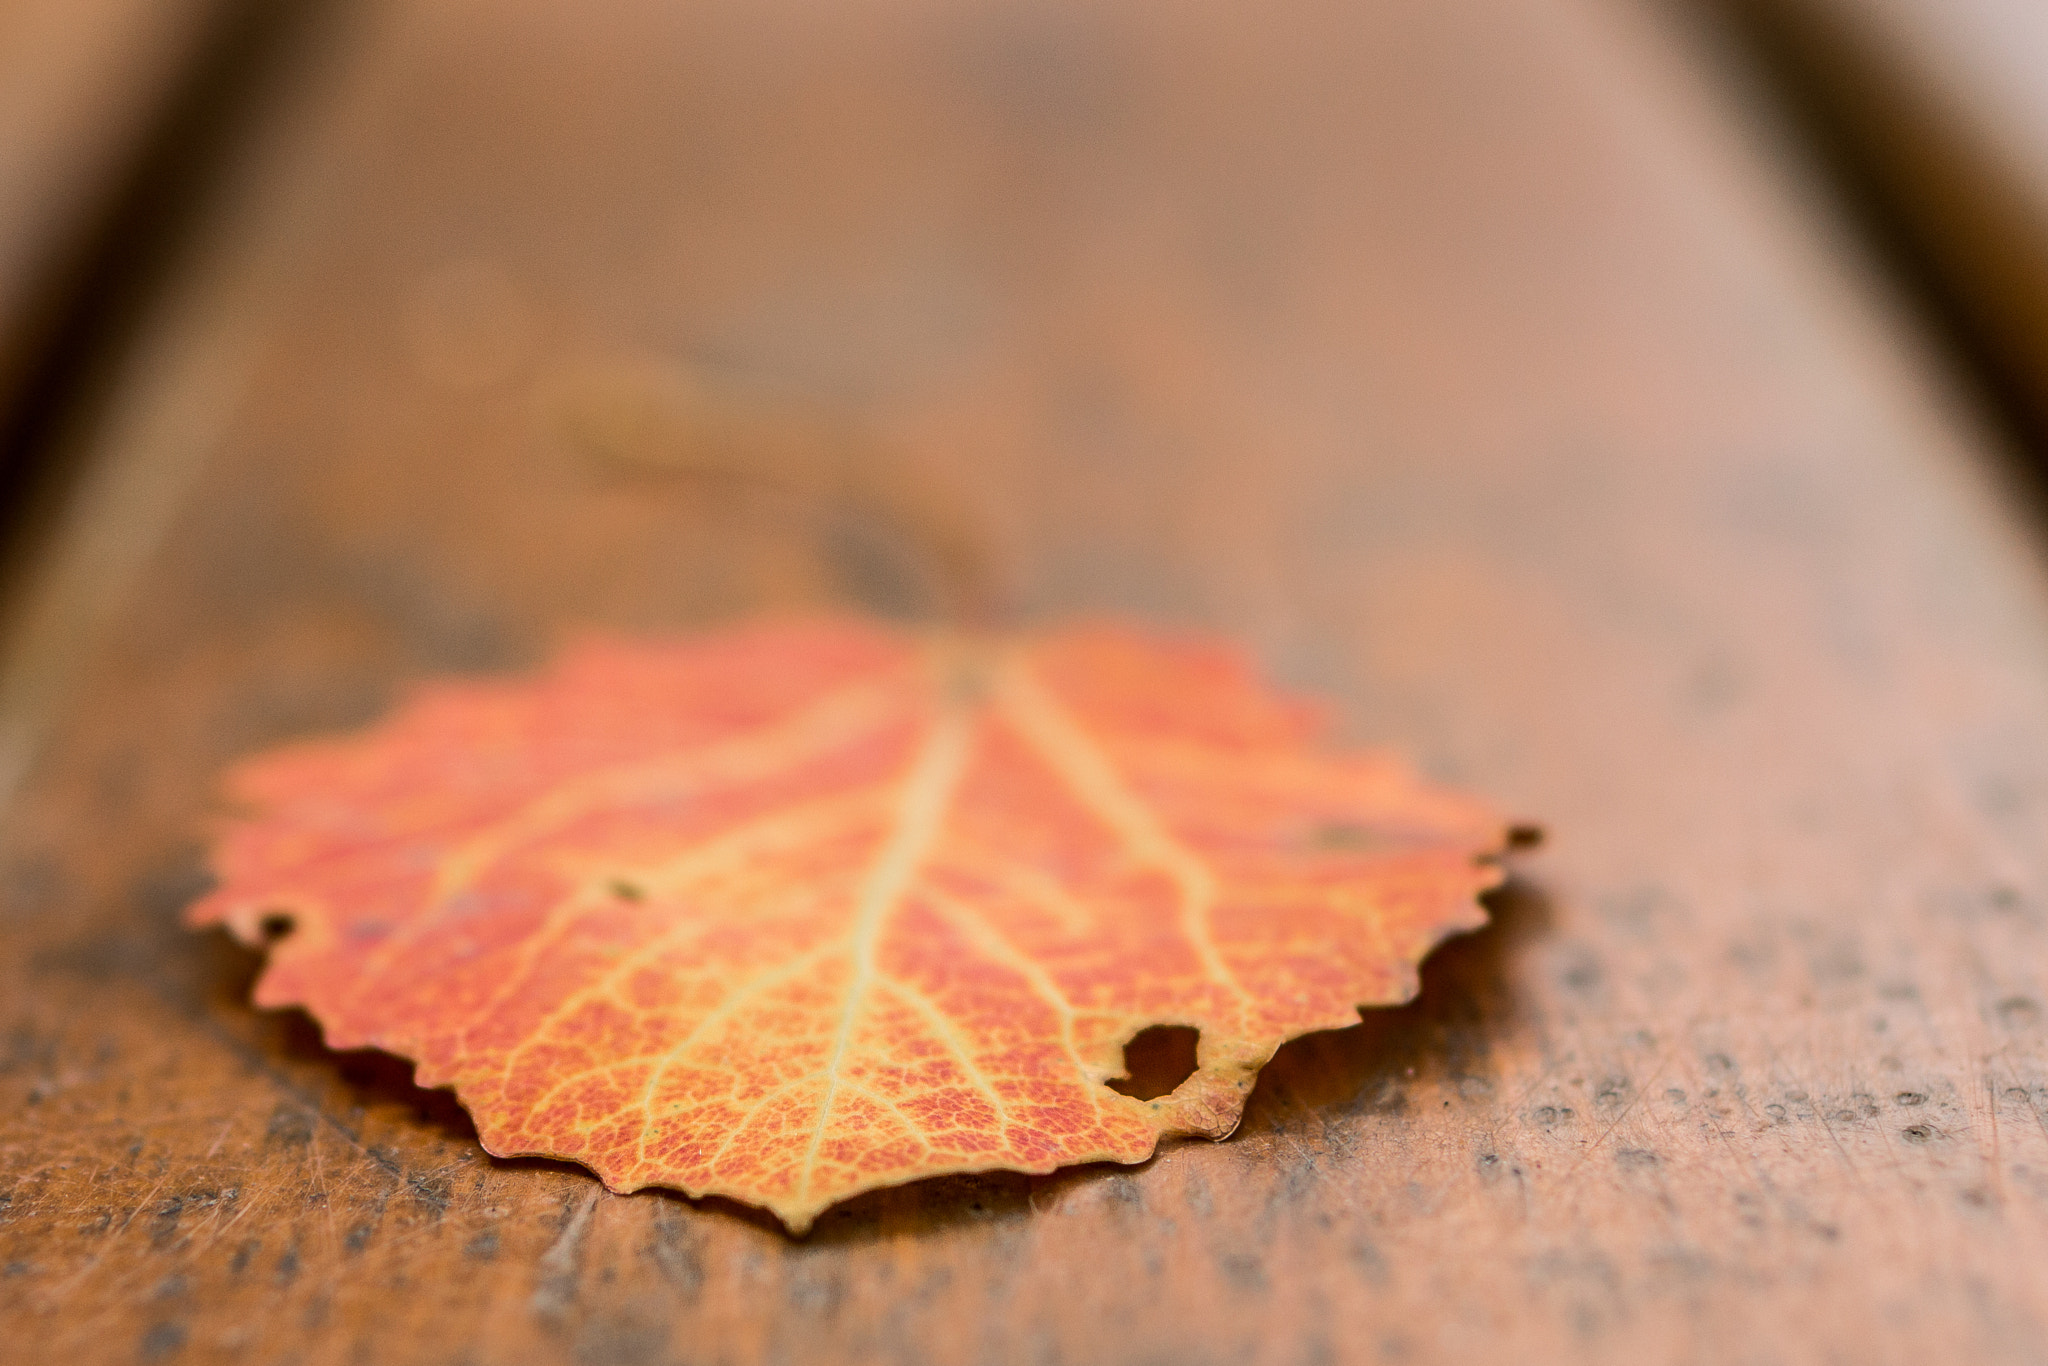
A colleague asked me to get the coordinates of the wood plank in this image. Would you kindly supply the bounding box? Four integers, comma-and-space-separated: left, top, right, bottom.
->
4, 0, 2048, 1361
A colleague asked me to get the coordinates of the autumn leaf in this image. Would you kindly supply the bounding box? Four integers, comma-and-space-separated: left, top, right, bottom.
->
191, 619, 1514, 1232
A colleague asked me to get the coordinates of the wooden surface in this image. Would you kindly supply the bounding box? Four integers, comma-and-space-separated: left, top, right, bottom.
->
5, 0, 2048, 1361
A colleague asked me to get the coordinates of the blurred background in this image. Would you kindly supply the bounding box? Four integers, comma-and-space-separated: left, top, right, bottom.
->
4, 0, 2048, 744
7, 0, 2048, 1360
4, 0, 2048, 647
8, 0, 2048, 807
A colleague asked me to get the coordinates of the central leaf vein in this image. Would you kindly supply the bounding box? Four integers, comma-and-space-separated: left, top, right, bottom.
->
796, 703, 974, 1200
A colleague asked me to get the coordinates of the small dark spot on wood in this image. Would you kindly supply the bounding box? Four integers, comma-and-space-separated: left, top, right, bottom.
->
1996, 996, 2041, 1028
464, 1229, 500, 1262
139, 1322, 186, 1362
258, 912, 295, 943
228, 1240, 258, 1276
1615, 1148, 1659, 1170
1506, 823, 1544, 849
609, 879, 645, 902
573, 1313, 672, 1366
1346, 1238, 1390, 1285
408, 1174, 452, 1218
265, 1104, 314, 1147
4, 852, 64, 917
1218, 1251, 1266, 1290
1901, 1124, 1940, 1144
1560, 952, 1603, 993
148, 1198, 184, 1248
785, 1265, 845, 1316
1896, 1091, 1927, 1107
820, 507, 949, 625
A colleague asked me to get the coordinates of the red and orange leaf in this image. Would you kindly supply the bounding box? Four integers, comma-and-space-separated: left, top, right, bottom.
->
191, 619, 1512, 1231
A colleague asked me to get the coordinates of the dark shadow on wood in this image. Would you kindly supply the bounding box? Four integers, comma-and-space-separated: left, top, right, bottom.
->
198, 936, 588, 1177
1237, 873, 1551, 1131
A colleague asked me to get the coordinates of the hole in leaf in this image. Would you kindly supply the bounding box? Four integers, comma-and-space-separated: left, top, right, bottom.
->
258, 912, 296, 943
1108, 1025, 1199, 1101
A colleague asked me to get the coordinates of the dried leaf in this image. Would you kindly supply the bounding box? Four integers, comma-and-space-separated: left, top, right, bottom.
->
192, 619, 1512, 1231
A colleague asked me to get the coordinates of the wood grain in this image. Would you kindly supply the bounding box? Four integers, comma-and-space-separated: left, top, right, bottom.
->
5, 0, 2048, 1361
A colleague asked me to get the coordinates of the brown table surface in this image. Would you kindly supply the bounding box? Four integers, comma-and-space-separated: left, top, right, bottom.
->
5, 0, 2048, 1361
